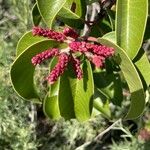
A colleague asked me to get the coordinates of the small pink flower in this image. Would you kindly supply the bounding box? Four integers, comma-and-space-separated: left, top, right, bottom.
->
71, 56, 83, 79
63, 27, 79, 39
91, 55, 105, 68
69, 41, 88, 53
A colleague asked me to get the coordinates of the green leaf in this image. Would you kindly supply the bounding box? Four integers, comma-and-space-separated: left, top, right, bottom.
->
91, 107, 100, 117
43, 58, 61, 119
144, 15, 150, 40
93, 99, 111, 119
103, 31, 150, 88
32, 3, 42, 26
36, 0, 86, 28
90, 19, 112, 37
94, 70, 123, 106
149, 0, 150, 14
116, 0, 148, 59
98, 38, 145, 119
74, 61, 94, 121
76, 0, 86, 18
43, 80, 61, 119
59, 61, 94, 121
57, 0, 85, 28
107, 9, 115, 31
11, 40, 58, 102
36, 0, 66, 28
16, 31, 45, 56
103, 31, 116, 44
58, 65, 76, 120
64, 0, 86, 18
93, 88, 111, 119
135, 51, 150, 87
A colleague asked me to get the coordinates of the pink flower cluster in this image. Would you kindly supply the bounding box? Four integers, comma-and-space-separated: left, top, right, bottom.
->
69, 41, 114, 56
31, 26, 115, 84
69, 41, 114, 67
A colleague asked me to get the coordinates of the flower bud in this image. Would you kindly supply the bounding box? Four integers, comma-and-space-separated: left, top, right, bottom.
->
71, 56, 83, 79
69, 41, 88, 53
63, 27, 79, 39
91, 55, 105, 68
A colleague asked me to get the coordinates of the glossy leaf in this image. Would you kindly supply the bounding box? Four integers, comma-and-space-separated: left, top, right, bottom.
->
103, 31, 116, 44
58, 68, 76, 120
58, 8, 83, 28
98, 38, 145, 119
16, 31, 45, 56
90, 33, 121, 115
75, 0, 86, 18
93, 99, 111, 119
32, 3, 41, 26
94, 70, 123, 106
149, 0, 150, 14
58, 7, 80, 20
57, 0, 85, 28
90, 19, 112, 37
63, 0, 86, 18
43, 58, 61, 119
11, 40, 58, 102
135, 52, 150, 87
103, 31, 150, 88
73, 61, 94, 121
43, 80, 61, 119
107, 9, 115, 31
93, 88, 111, 119
91, 107, 100, 117
36, 0, 66, 28
116, 0, 148, 59
144, 15, 150, 40
59, 61, 94, 121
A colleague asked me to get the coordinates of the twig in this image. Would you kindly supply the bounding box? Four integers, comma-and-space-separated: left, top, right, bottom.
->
82, 0, 116, 38
82, 5, 92, 37
75, 119, 122, 150
82, 2, 101, 37
95, 119, 122, 141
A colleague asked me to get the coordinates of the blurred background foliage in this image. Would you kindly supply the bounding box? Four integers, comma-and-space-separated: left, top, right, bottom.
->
1, 0, 150, 149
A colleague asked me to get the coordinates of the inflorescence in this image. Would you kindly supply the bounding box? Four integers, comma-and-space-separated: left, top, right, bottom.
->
31, 26, 115, 84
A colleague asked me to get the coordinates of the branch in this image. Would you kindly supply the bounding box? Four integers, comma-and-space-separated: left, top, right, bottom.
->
82, 0, 116, 38
75, 119, 122, 150
95, 119, 122, 141
82, 2, 101, 37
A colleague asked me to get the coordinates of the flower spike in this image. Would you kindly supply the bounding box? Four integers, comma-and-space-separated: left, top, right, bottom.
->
71, 56, 83, 79
31, 48, 59, 66
46, 53, 70, 84
32, 26, 66, 42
